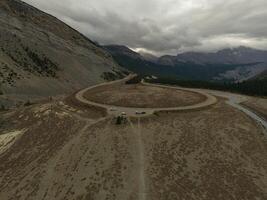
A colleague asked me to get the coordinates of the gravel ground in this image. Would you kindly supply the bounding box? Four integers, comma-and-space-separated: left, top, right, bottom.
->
0, 98, 267, 200
84, 83, 206, 108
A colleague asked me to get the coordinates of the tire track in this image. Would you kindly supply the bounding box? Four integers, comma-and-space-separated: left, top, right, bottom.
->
128, 117, 146, 200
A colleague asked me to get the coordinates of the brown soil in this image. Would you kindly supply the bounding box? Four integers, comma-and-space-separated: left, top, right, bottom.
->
141, 100, 267, 200
64, 92, 107, 119
84, 83, 206, 108
0, 98, 266, 200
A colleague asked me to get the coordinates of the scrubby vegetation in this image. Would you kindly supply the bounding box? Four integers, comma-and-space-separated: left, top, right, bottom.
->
101, 72, 118, 81
101, 68, 128, 81
0, 83, 3, 95
147, 77, 267, 96
115, 115, 127, 125
22, 46, 58, 77
125, 75, 142, 84
112, 68, 128, 79
0, 62, 22, 86
0, 104, 8, 112
0, 32, 59, 78
24, 100, 33, 107
116, 116, 123, 125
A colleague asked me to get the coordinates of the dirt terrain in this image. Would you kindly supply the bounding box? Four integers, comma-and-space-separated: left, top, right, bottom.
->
242, 97, 267, 120
0, 81, 267, 200
143, 101, 267, 199
84, 82, 206, 108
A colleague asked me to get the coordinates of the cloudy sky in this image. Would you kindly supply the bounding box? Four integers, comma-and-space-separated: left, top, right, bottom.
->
24, 0, 267, 56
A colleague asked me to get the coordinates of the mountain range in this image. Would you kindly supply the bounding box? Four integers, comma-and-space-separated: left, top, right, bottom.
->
104, 45, 267, 82
159, 46, 267, 65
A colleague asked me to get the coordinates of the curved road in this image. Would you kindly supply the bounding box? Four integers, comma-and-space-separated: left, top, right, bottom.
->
199, 89, 267, 131
145, 82, 267, 132
75, 75, 266, 131
75, 76, 217, 117
143, 81, 267, 132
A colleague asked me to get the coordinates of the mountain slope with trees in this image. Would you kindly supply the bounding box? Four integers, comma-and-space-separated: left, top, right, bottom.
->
147, 76, 267, 96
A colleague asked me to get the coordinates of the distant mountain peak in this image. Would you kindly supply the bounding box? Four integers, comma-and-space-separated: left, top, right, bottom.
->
138, 51, 158, 62
104, 45, 143, 60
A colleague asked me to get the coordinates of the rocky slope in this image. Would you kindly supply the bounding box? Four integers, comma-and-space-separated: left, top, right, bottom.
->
0, 0, 126, 106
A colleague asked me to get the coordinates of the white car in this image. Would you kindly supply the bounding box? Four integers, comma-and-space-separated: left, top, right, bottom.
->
110, 107, 117, 111
121, 112, 127, 116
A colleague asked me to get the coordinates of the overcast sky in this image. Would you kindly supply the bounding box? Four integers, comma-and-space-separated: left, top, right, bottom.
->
24, 0, 267, 56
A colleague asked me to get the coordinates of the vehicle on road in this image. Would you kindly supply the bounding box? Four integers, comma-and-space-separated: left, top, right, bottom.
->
110, 107, 117, 111
136, 111, 146, 115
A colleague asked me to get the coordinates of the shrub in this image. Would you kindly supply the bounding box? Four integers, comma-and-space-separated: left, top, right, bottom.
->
125, 75, 142, 84
0, 105, 5, 111
24, 100, 32, 107
101, 72, 118, 81
116, 116, 123, 125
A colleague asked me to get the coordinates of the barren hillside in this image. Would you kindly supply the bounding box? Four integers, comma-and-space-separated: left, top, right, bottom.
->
0, 0, 126, 106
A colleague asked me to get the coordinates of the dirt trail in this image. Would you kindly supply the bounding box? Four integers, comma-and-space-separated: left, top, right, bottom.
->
128, 118, 146, 200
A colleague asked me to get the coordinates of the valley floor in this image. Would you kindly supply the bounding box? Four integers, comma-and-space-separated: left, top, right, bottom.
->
0, 81, 267, 200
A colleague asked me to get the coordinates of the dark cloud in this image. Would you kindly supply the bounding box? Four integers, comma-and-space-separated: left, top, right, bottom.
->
24, 0, 267, 55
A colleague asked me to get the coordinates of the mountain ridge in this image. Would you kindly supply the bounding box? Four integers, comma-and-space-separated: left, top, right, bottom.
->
104, 45, 267, 82
161, 46, 267, 66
